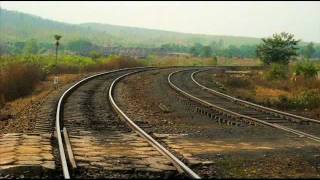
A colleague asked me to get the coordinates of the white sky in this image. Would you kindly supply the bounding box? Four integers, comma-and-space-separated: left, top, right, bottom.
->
1, 1, 320, 42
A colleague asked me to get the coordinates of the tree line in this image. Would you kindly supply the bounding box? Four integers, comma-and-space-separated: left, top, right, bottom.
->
1, 37, 320, 60
160, 40, 320, 59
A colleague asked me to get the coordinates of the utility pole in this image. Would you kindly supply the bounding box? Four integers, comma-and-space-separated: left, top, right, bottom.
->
54, 35, 62, 88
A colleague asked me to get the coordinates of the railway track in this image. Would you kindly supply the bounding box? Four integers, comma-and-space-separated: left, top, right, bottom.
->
56, 67, 200, 179
168, 68, 320, 143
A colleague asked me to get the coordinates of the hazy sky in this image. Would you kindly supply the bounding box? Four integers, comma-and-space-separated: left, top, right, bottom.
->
1, 1, 320, 42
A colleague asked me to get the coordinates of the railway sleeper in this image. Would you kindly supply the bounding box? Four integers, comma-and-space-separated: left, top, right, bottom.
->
195, 106, 243, 127
236, 103, 309, 126
175, 94, 248, 127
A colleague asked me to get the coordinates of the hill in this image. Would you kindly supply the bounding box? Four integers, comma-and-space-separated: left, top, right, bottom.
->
0, 8, 262, 48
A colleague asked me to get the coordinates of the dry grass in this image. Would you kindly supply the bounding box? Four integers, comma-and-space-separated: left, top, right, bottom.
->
83, 56, 144, 72
143, 56, 261, 67
214, 68, 320, 118
0, 56, 144, 107
0, 73, 86, 133
217, 57, 261, 66
255, 86, 290, 102
0, 63, 45, 106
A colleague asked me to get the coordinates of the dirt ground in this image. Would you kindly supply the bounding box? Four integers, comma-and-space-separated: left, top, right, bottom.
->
114, 68, 320, 178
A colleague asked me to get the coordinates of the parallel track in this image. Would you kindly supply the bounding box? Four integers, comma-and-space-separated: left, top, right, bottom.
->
109, 70, 200, 179
168, 68, 320, 143
56, 67, 200, 179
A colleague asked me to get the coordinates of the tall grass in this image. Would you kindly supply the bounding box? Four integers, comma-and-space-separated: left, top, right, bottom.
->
0, 62, 45, 105
0, 55, 144, 106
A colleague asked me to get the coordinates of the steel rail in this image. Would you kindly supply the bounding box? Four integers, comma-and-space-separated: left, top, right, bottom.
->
55, 67, 151, 179
191, 69, 320, 124
108, 69, 201, 179
168, 69, 320, 143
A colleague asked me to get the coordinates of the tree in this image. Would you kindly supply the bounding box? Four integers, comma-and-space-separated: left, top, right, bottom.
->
256, 32, 299, 65
189, 43, 203, 57
294, 60, 318, 79
23, 39, 39, 55
200, 46, 212, 57
0, 43, 4, 56
89, 50, 103, 60
225, 45, 240, 58
302, 42, 315, 59
67, 39, 95, 55
13, 42, 25, 54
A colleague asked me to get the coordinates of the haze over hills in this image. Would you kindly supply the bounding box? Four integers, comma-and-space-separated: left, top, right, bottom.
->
0, 8, 264, 48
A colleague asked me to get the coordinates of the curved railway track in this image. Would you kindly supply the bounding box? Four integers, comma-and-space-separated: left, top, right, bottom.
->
56, 67, 200, 179
168, 68, 320, 143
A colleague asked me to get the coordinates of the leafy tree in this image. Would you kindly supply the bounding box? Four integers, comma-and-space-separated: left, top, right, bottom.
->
266, 63, 288, 80
302, 42, 315, 59
23, 39, 39, 55
256, 32, 299, 65
89, 50, 103, 60
223, 45, 241, 58
313, 45, 320, 58
209, 41, 222, 54
294, 60, 318, 79
212, 56, 218, 65
238, 45, 257, 58
0, 43, 5, 56
189, 43, 213, 57
200, 46, 212, 57
67, 39, 94, 55
12, 42, 25, 54
189, 43, 203, 57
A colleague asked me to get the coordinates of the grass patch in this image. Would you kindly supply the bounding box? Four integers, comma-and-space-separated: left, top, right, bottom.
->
0, 54, 144, 107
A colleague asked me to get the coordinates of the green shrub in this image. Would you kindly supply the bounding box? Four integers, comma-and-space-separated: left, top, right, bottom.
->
293, 60, 318, 79
212, 56, 218, 66
265, 63, 288, 80
277, 90, 320, 109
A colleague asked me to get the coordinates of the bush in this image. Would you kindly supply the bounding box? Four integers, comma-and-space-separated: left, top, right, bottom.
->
0, 62, 45, 102
212, 56, 218, 66
277, 90, 320, 109
293, 60, 318, 79
265, 63, 288, 80
225, 77, 252, 89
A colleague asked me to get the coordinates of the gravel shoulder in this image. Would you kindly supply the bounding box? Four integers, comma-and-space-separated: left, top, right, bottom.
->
0, 73, 90, 134
114, 68, 320, 178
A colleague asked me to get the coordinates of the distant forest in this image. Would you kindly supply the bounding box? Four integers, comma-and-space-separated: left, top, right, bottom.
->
1, 8, 320, 59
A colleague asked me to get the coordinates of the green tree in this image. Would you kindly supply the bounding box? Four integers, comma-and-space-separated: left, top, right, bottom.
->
294, 60, 318, 79
212, 56, 218, 65
266, 63, 288, 80
302, 42, 315, 59
67, 39, 96, 56
23, 39, 39, 55
256, 32, 299, 65
12, 42, 25, 54
200, 46, 212, 57
189, 43, 203, 57
89, 50, 103, 60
